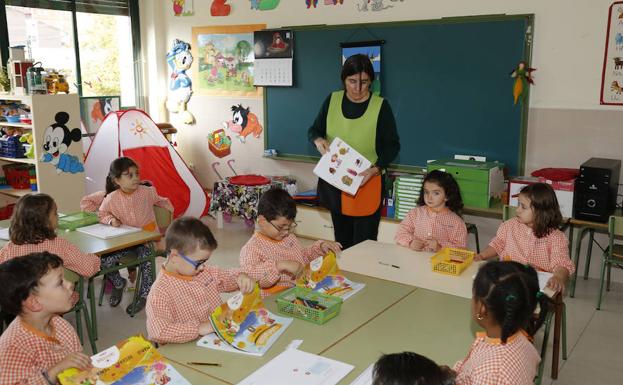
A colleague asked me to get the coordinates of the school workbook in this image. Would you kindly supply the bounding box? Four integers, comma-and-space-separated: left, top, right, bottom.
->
58, 335, 191, 385
296, 251, 365, 300
313, 137, 372, 195
207, 285, 292, 356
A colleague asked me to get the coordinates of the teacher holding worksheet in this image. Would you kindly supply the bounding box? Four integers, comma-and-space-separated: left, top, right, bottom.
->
308, 54, 400, 249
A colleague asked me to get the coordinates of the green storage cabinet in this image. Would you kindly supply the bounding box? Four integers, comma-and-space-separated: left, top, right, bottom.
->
427, 159, 504, 208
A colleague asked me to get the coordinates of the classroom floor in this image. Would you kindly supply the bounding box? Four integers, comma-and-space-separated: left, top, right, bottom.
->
68, 217, 623, 385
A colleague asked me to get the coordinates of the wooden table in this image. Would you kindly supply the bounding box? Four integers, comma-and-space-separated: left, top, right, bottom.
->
322, 289, 477, 384
160, 272, 415, 385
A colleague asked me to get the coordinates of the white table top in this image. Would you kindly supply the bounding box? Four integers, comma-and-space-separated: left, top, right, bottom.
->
339, 240, 483, 299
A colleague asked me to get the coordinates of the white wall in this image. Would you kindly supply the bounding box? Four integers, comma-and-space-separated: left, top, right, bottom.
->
138, 0, 623, 282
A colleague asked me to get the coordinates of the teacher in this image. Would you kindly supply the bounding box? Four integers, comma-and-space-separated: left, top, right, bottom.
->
308, 54, 400, 249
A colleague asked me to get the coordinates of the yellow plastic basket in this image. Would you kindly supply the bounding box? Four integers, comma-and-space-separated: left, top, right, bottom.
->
430, 247, 475, 276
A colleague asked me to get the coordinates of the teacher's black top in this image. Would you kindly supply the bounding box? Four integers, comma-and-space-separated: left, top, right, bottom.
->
307, 93, 400, 169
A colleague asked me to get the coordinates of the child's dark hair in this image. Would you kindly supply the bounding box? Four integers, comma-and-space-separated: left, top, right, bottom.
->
473, 261, 550, 343
0, 252, 63, 315
258, 187, 296, 221
519, 183, 562, 238
373, 351, 455, 385
165, 217, 218, 255
105, 156, 139, 194
417, 170, 464, 215
10, 193, 57, 245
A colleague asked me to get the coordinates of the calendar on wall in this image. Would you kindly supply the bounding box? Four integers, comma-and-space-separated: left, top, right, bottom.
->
601, 1, 623, 105
253, 29, 294, 86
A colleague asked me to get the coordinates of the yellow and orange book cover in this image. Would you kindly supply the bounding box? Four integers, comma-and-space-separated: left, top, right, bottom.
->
296, 251, 365, 300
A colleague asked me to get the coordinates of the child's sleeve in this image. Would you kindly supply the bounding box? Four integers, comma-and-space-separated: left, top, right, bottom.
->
0, 343, 49, 385
549, 231, 576, 275
394, 209, 418, 247
488, 220, 510, 256
212, 266, 245, 292
97, 194, 116, 225
439, 216, 468, 249
149, 186, 174, 213
146, 288, 203, 344
239, 242, 281, 288
301, 240, 325, 263
80, 191, 106, 213
58, 239, 101, 278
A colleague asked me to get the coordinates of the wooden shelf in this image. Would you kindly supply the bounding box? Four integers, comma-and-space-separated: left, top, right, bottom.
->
0, 156, 36, 165
0, 94, 31, 103
0, 122, 32, 129
0, 188, 35, 198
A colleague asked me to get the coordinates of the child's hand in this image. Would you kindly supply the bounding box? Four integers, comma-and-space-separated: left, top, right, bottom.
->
198, 321, 214, 336
110, 218, 121, 227
320, 241, 342, 256
474, 253, 486, 261
237, 273, 255, 294
424, 239, 440, 252
409, 239, 425, 251
546, 275, 565, 294
277, 260, 304, 277
48, 352, 92, 379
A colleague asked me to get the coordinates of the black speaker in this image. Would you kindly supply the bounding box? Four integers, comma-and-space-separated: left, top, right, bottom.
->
573, 158, 621, 222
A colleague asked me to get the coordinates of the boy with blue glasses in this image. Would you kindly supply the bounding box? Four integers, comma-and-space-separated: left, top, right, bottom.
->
146, 217, 255, 344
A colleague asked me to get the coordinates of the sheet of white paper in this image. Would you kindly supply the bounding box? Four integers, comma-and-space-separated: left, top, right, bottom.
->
313, 137, 372, 195
76, 224, 141, 239
0, 227, 9, 240
238, 348, 354, 385
349, 363, 374, 385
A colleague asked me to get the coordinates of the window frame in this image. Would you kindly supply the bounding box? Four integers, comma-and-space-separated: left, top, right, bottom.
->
0, 0, 143, 109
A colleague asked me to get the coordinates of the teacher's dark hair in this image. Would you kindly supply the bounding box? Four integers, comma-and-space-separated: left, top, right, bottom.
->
341, 54, 375, 83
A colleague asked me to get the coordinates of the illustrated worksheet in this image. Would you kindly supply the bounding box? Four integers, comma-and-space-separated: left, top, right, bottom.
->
313, 137, 372, 195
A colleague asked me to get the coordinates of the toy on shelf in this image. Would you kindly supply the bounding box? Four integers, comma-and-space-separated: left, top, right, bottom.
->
26, 62, 48, 95
19, 132, 34, 158
44, 71, 70, 94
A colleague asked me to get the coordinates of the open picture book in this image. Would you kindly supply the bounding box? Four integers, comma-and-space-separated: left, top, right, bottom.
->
313, 137, 372, 195
203, 285, 292, 356
58, 335, 191, 385
296, 251, 365, 301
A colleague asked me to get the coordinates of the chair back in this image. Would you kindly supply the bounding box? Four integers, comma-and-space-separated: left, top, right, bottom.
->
608, 215, 623, 252
154, 206, 173, 233
503, 205, 517, 221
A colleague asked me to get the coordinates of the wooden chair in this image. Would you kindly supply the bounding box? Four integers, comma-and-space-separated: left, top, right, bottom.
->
502, 204, 568, 380
88, 206, 172, 340
596, 215, 623, 310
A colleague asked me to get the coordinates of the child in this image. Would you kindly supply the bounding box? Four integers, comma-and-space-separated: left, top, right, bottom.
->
0, 193, 100, 278
372, 351, 455, 385
98, 156, 173, 314
0, 252, 92, 384
240, 188, 342, 295
395, 170, 467, 252
474, 183, 575, 292
453, 261, 549, 385
146, 217, 255, 344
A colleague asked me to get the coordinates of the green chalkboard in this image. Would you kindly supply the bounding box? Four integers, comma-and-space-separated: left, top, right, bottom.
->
264, 15, 533, 175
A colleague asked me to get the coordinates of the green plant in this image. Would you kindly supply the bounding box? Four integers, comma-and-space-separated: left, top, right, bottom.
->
0, 66, 10, 92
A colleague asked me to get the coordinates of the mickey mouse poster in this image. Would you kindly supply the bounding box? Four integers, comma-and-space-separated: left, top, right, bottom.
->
40, 112, 84, 174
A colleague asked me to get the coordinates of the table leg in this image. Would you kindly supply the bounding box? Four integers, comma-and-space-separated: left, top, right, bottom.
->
216, 210, 223, 229
583, 229, 595, 280
570, 226, 590, 298
551, 293, 563, 379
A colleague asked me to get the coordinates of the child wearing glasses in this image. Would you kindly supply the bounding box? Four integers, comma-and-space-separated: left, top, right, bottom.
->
146, 217, 254, 344
240, 188, 342, 296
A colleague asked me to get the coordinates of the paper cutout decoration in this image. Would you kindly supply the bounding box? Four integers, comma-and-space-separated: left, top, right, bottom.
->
58, 335, 191, 385
296, 251, 365, 300
210, 285, 292, 356
223, 104, 263, 143
357, 0, 393, 11
510, 61, 536, 105
40, 112, 84, 174
250, 0, 280, 10
172, 0, 194, 16
166, 39, 195, 124
325, 0, 344, 4
208, 128, 232, 158
211, 0, 231, 16
306, 0, 319, 8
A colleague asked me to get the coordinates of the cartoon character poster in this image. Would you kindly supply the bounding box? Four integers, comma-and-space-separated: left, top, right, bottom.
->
341, 44, 382, 94
223, 104, 263, 143
166, 39, 195, 124
172, 0, 193, 16
40, 112, 84, 174
80, 96, 120, 134
192, 25, 265, 97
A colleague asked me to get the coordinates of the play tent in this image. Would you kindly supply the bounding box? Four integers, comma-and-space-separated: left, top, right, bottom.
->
84, 109, 208, 218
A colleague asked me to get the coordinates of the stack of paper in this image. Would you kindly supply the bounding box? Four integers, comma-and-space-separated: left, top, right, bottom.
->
394, 174, 424, 219
76, 224, 141, 239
